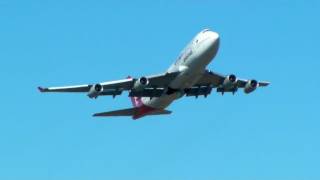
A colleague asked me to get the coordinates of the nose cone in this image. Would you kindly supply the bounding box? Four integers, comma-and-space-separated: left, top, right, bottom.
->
208, 31, 220, 42
207, 31, 220, 47
204, 31, 220, 58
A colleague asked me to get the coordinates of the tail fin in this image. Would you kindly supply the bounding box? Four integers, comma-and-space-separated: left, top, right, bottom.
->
127, 75, 143, 108
130, 97, 143, 107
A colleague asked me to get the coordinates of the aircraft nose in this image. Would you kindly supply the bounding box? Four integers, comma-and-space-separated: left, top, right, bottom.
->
206, 31, 220, 54
208, 31, 220, 44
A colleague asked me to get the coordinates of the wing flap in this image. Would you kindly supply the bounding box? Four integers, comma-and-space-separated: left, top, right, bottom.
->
185, 86, 213, 97
129, 88, 165, 97
195, 71, 224, 87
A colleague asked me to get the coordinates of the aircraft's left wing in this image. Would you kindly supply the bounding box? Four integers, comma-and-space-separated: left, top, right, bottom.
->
38, 72, 179, 98
38, 79, 133, 93
190, 70, 270, 96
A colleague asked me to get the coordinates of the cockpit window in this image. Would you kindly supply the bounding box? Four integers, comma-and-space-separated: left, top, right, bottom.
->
202, 29, 210, 33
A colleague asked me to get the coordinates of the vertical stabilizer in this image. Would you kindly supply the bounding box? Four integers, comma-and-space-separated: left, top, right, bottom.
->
127, 76, 143, 108
130, 96, 143, 108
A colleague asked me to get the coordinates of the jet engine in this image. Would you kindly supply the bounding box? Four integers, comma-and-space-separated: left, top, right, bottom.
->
244, 80, 258, 94
87, 84, 103, 98
223, 74, 237, 89
133, 77, 149, 91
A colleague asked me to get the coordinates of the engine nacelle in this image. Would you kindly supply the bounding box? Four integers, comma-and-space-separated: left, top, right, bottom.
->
244, 80, 258, 94
223, 74, 237, 88
87, 84, 103, 98
133, 77, 149, 91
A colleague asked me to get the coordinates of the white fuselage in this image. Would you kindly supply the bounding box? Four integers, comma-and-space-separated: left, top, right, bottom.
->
142, 29, 220, 109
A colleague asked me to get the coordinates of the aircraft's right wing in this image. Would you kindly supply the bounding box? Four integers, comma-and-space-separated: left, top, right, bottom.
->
38, 72, 179, 98
195, 71, 270, 88
187, 70, 270, 97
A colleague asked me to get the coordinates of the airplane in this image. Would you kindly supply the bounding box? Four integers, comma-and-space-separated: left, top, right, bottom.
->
38, 29, 270, 120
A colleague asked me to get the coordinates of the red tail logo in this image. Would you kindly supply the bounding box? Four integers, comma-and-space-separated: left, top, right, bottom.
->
127, 76, 143, 108
131, 97, 143, 107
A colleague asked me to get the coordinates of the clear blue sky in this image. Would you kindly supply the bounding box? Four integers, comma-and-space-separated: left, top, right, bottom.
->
1, 0, 319, 179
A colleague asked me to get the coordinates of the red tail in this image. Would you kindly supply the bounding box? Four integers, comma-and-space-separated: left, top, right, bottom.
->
127, 76, 143, 108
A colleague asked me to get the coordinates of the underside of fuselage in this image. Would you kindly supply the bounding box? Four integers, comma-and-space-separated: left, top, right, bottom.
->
138, 29, 220, 116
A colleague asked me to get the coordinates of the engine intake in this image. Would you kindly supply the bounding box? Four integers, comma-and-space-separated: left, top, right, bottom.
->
244, 80, 258, 94
87, 84, 103, 98
133, 77, 149, 91
223, 74, 237, 88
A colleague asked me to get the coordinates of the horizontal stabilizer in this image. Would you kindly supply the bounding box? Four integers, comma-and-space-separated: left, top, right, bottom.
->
93, 107, 172, 117
93, 108, 137, 117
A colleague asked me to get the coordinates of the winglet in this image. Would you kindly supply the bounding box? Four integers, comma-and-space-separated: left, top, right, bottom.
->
38, 86, 47, 92
258, 81, 271, 87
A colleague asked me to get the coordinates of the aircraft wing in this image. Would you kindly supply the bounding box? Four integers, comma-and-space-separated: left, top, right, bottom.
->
196, 71, 270, 87
38, 79, 133, 93
38, 72, 179, 98
190, 70, 270, 96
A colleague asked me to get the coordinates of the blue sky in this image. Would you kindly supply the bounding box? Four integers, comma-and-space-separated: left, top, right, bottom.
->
1, 0, 320, 179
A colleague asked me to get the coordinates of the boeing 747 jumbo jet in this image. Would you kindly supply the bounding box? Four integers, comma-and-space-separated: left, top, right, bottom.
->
39, 29, 270, 119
